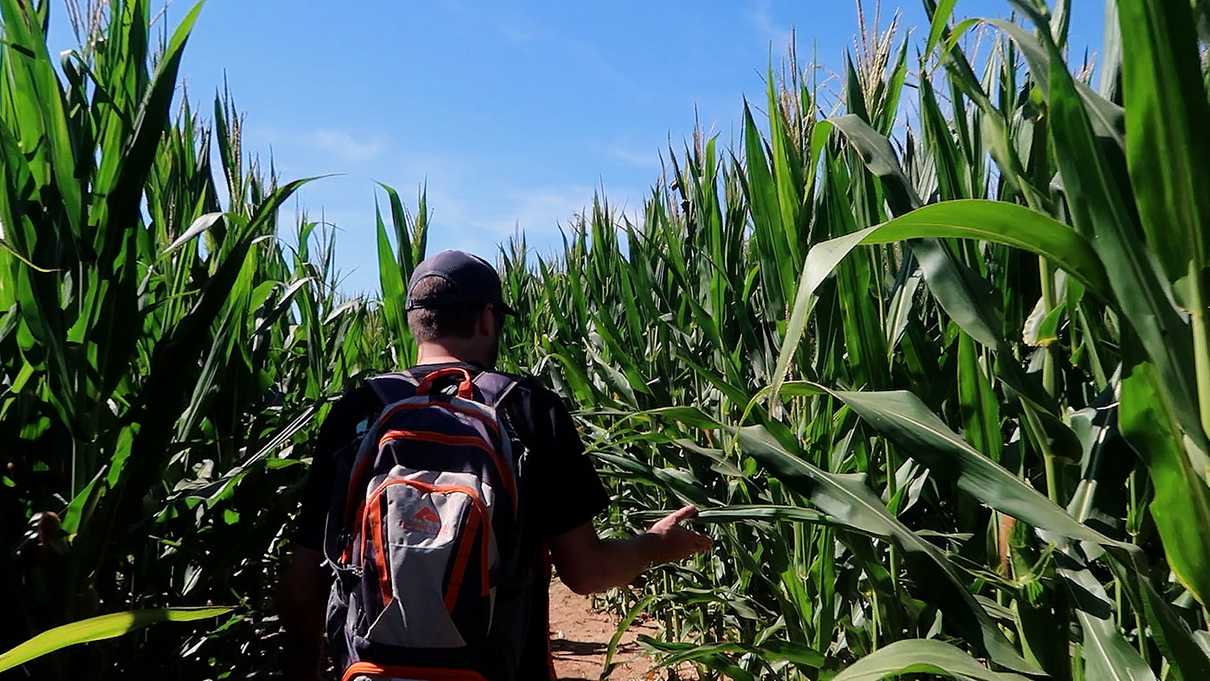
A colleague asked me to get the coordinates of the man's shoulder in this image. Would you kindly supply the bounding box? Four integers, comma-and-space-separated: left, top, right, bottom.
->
332, 379, 386, 412
488, 371, 564, 409
484, 372, 577, 439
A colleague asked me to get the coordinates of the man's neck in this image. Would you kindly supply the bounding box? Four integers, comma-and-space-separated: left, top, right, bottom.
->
416, 353, 463, 365
416, 343, 481, 367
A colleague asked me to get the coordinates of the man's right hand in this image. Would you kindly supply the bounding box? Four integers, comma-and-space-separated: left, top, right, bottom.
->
550, 505, 713, 595
642, 505, 713, 564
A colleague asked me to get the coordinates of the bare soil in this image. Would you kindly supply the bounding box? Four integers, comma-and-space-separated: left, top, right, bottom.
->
548, 581, 696, 681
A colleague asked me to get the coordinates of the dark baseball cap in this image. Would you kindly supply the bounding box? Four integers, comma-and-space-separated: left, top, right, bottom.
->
406, 250, 517, 316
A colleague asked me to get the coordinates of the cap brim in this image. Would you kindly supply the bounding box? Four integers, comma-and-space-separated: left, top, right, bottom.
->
498, 301, 519, 317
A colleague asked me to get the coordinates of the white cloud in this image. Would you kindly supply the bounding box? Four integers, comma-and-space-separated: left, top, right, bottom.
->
375, 153, 619, 237
281, 147, 650, 291
243, 125, 390, 165
606, 142, 663, 170
306, 129, 388, 163
495, 185, 595, 235
748, 0, 794, 52
420, 181, 645, 259
421, 184, 594, 241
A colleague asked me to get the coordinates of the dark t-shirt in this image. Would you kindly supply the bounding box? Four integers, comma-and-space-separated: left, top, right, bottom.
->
294, 362, 609, 679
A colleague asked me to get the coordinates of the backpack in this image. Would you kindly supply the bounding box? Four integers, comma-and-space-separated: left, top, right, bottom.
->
323, 366, 528, 681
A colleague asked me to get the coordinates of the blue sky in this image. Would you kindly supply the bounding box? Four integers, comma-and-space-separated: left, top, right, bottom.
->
53, 1, 1105, 296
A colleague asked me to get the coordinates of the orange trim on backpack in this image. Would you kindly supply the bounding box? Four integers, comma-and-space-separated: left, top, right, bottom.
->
443, 507, 481, 611
415, 366, 475, 399
358, 478, 490, 609
378, 429, 517, 510
367, 488, 391, 607
341, 423, 514, 565
339, 390, 508, 563
381, 400, 501, 437
341, 661, 487, 681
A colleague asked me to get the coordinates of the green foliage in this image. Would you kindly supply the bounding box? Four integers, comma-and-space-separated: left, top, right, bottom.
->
0, 1, 405, 676
489, 2, 1210, 679
0, 607, 233, 673
6, 1, 1210, 680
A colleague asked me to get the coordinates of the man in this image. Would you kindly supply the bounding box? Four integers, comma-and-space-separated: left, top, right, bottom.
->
279, 250, 712, 680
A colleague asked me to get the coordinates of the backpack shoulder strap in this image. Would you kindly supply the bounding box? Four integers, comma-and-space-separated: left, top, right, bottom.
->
323, 372, 419, 569
364, 371, 419, 406
473, 371, 519, 408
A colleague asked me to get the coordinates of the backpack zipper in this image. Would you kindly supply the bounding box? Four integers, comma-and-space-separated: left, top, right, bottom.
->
377, 429, 517, 509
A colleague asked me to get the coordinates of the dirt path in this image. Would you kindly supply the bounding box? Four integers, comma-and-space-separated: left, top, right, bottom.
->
548, 581, 693, 681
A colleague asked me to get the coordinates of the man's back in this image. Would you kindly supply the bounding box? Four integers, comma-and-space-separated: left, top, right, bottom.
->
294, 362, 609, 679
278, 250, 708, 681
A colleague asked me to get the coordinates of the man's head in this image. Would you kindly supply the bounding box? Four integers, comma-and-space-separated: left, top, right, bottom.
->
405, 250, 516, 368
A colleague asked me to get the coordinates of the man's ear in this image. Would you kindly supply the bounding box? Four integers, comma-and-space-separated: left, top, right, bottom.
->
477, 305, 495, 337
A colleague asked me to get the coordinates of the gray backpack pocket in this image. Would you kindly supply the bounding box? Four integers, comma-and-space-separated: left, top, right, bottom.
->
359, 469, 495, 649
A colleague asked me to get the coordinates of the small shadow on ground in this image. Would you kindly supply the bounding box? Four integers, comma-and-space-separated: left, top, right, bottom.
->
550, 637, 613, 656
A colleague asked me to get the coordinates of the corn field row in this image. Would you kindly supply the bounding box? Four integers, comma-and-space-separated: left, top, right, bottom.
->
4, 0, 1210, 679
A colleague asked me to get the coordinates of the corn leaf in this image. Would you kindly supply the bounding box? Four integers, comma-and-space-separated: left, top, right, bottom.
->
1115, 0, 1210, 287
958, 333, 1002, 462
0, 607, 233, 673
1119, 362, 1210, 606
1057, 554, 1157, 681
1033, 7, 1203, 452
738, 424, 1038, 673
833, 639, 1032, 681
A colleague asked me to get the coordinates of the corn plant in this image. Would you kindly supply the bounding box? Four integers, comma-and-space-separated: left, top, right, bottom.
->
493, 1, 1210, 679
7, 0, 1210, 679
0, 1, 414, 676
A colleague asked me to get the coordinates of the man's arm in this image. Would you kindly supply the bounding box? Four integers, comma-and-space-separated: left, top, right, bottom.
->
549, 505, 712, 595
277, 545, 328, 681
276, 385, 381, 680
